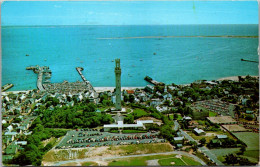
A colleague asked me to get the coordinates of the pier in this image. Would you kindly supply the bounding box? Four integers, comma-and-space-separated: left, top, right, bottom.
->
76, 67, 97, 94
144, 76, 164, 86
241, 59, 258, 63
2, 84, 14, 92
26, 65, 52, 91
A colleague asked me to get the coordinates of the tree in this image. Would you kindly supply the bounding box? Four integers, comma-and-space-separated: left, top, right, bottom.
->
191, 141, 198, 151
239, 145, 246, 155
129, 94, 135, 103
225, 154, 238, 166
199, 138, 206, 145
123, 95, 129, 102
173, 113, 178, 120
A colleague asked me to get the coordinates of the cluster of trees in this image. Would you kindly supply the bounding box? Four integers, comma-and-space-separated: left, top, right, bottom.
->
207, 137, 246, 149
224, 153, 256, 166
13, 117, 67, 166
37, 103, 113, 129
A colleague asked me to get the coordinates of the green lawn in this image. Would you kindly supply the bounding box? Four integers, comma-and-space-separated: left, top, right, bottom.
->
210, 148, 240, 162
177, 114, 183, 120
108, 155, 174, 166
158, 158, 186, 166
122, 130, 147, 133
108, 154, 202, 166
110, 129, 147, 133
233, 132, 259, 150
116, 143, 173, 155
182, 156, 202, 165
209, 111, 217, 117
133, 108, 148, 117
81, 161, 98, 166
126, 109, 131, 113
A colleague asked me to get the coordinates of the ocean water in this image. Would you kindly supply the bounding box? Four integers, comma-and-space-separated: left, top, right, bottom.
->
1, 24, 259, 91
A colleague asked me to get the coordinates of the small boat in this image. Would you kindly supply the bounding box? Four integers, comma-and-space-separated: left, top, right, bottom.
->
111, 60, 114, 62
140, 59, 143, 61
26, 54, 29, 56
153, 52, 156, 55
44, 59, 47, 61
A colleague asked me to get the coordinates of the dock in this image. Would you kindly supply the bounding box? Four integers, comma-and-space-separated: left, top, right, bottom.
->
144, 76, 164, 86
2, 84, 14, 92
26, 65, 52, 91
76, 67, 96, 94
241, 59, 258, 63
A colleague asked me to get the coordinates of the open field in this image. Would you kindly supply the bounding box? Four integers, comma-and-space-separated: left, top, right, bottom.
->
42, 143, 173, 164
207, 116, 237, 124
222, 124, 249, 132
81, 161, 98, 166
233, 132, 259, 162
233, 132, 259, 150
108, 154, 202, 166
210, 148, 240, 162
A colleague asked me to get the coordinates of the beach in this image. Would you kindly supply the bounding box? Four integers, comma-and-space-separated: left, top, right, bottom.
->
217, 75, 259, 81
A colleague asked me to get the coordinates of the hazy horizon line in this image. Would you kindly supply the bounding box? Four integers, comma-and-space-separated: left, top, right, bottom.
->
1, 23, 259, 27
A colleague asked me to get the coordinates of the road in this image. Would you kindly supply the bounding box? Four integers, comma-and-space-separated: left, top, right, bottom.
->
179, 129, 223, 165
50, 150, 207, 166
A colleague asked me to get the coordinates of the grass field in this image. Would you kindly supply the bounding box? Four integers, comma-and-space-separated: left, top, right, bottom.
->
209, 111, 217, 117
158, 158, 186, 166
233, 132, 259, 150
112, 143, 173, 155
181, 156, 202, 165
81, 161, 98, 166
210, 148, 240, 162
133, 108, 148, 117
42, 143, 173, 164
108, 154, 202, 166
111, 129, 147, 133
227, 132, 259, 163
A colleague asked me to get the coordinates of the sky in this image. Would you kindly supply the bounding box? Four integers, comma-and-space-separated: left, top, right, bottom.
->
1, 1, 258, 26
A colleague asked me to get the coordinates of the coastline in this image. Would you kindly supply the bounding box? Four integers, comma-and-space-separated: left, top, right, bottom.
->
217, 75, 259, 81
94, 87, 144, 92
1, 75, 258, 94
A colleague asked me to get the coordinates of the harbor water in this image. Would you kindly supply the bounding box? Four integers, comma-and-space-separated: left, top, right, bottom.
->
1, 24, 259, 91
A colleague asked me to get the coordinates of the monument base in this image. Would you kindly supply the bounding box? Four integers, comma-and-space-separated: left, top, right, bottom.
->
111, 107, 126, 113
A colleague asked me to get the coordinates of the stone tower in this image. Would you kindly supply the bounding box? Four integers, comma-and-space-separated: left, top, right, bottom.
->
115, 59, 121, 110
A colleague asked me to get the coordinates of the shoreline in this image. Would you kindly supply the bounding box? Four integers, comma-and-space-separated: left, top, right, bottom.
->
217, 75, 259, 81
1, 75, 258, 94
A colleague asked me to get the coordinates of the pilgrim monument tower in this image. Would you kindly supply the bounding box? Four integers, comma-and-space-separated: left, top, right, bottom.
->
115, 59, 121, 110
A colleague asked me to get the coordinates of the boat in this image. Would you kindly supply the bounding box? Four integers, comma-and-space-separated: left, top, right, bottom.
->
26, 54, 29, 56
153, 52, 156, 55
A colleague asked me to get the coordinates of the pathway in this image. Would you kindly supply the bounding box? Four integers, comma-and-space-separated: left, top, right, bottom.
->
179, 129, 223, 165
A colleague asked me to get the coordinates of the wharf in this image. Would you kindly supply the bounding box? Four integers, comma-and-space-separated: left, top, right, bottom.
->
144, 76, 164, 86
2, 84, 14, 92
26, 65, 52, 91
76, 67, 96, 94
241, 59, 258, 63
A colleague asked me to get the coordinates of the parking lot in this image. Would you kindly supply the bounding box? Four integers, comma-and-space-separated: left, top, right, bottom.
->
55, 129, 166, 149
